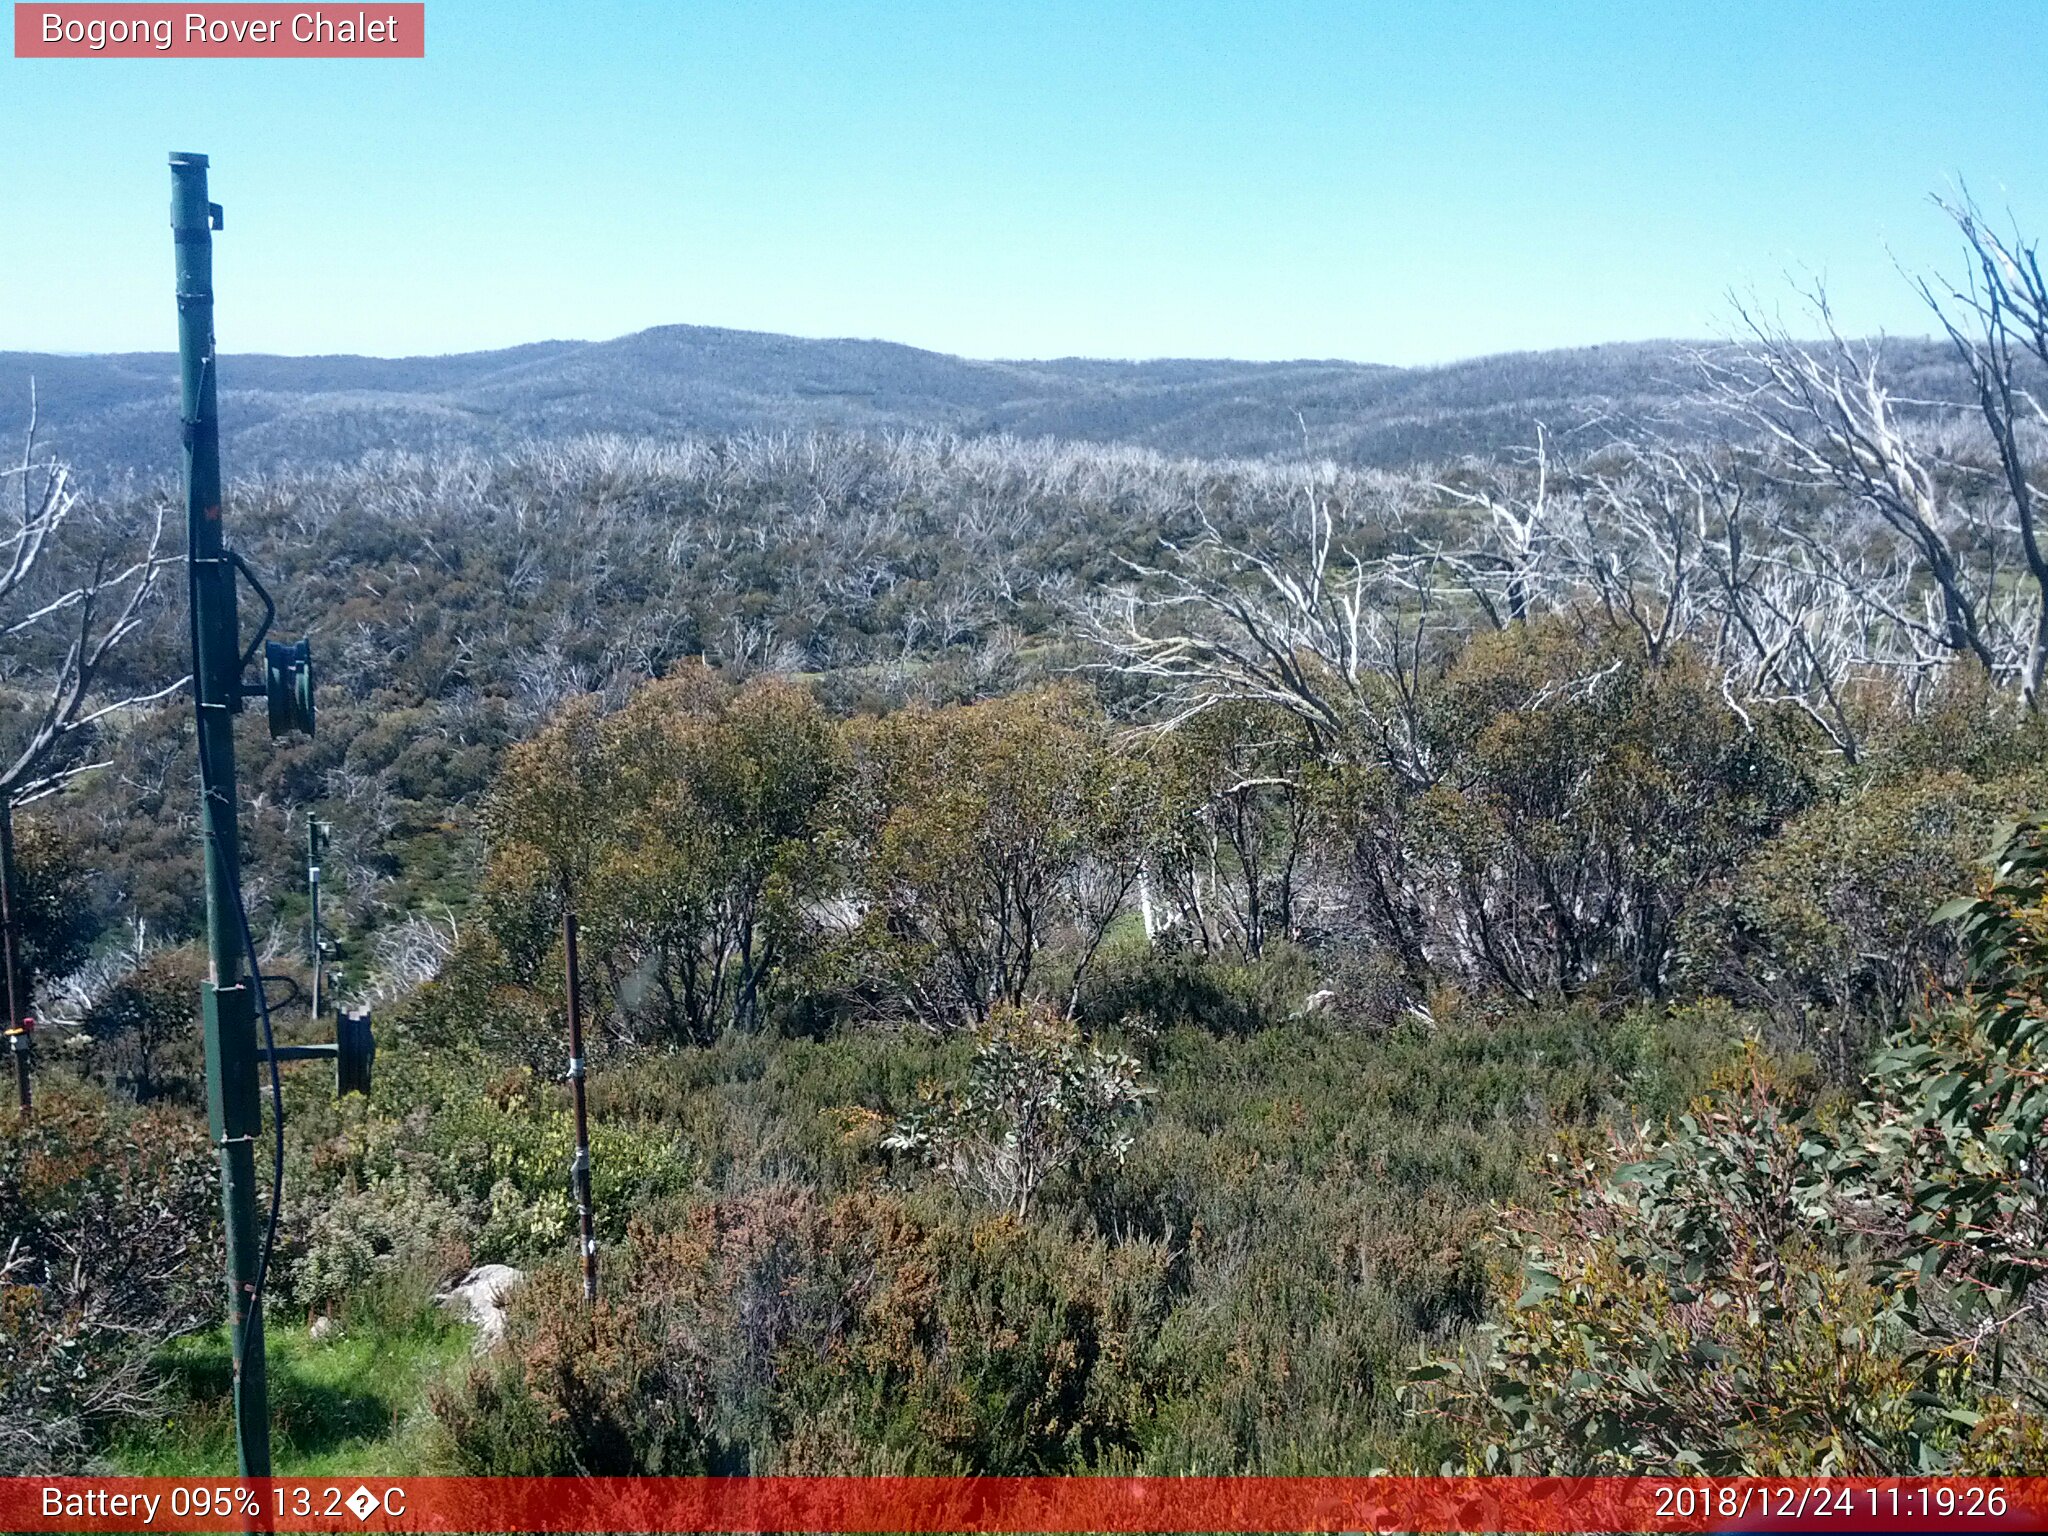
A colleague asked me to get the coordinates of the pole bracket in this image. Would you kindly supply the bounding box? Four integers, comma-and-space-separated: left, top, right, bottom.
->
258, 1010, 372, 1097
227, 550, 276, 675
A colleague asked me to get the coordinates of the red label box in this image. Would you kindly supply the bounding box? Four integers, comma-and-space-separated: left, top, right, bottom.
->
14, 4, 425, 57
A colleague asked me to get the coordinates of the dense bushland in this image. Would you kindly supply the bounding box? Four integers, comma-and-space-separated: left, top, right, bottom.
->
1412, 818, 2048, 1475
19, 620, 2047, 1474
416, 991, 1729, 1475
5, 577, 2043, 1471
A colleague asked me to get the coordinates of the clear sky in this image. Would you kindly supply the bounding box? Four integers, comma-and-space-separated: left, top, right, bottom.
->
3, 1, 2044, 364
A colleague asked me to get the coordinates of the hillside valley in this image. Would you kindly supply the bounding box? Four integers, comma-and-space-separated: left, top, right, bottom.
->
3, 324, 1961, 478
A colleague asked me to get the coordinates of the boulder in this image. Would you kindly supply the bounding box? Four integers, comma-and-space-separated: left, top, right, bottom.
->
434, 1263, 525, 1352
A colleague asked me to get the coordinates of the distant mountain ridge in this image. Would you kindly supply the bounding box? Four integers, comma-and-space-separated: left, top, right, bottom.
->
0, 323, 1950, 480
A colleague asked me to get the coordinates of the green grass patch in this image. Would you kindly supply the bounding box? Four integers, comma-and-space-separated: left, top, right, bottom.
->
111, 1308, 472, 1476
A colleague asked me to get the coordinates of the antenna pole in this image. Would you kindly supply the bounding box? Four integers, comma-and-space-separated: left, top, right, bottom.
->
1, 799, 30, 1118
563, 908, 598, 1302
172, 149, 271, 1478
308, 816, 324, 1022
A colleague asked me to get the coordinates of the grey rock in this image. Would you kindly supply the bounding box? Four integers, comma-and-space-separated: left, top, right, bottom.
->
434, 1263, 525, 1352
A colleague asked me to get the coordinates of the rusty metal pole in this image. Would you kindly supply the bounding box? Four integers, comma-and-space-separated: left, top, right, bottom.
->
562, 908, 598, 1302
1, 798, 30, 1117
307, 815, 327, 1023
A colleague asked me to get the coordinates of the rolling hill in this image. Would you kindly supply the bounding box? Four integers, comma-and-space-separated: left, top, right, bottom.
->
0, 324, 1780, 481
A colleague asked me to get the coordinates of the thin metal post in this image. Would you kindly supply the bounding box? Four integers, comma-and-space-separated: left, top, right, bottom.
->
563, 908, 598, 1302
307, 816, 323, 1022
1, 798, 29, 1117
173, 150, 270, 1478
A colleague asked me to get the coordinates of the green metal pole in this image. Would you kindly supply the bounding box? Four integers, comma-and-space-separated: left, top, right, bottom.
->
172, 150, 270, 1478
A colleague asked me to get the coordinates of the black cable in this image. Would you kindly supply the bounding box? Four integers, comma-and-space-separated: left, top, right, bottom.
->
183, 411, 287, 1376
233, 849, 287, 1330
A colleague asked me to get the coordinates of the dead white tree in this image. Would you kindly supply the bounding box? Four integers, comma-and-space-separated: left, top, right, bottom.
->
1702, 287, 2021, 700
366, 904, 460, 1007
1431, 431, 1892, 758
1, 394, 183, 809
1082, 470, 1447, 784
1, 394, 182, 1050
1567, 444, 1898, 759
1914, 191, 2048, 706
1431, 426, 1563, 629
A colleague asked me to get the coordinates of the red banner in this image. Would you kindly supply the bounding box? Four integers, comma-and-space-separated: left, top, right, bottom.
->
13, 5, 424, 58
4, 1476, 2046, 1533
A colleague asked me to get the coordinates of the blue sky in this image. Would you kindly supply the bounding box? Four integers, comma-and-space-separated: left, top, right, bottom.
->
3, 1, 2043, 364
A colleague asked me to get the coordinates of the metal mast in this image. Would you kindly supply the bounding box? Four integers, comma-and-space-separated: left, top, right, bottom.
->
171, 152, 366, 1478
171, 149, 271, 1478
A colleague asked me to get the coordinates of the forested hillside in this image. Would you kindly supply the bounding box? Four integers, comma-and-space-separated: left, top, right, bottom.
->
10, 196, 2048, 1481
6, 326, 1969, 480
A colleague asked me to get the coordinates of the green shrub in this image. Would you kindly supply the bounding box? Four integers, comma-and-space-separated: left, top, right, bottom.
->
326, 971, 1733, 1476
421, 1066, 693, 1262
1686, 767, 2048, 1072
1, 1087, 217, 1473
290, 1170, 471, 1313
1076, 938, 1318, 1038
437, 1186, 1179, 1475
884, 1003, 1151, 1217
80, 947, 207, 1106
1413, 819, 2048, 1476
